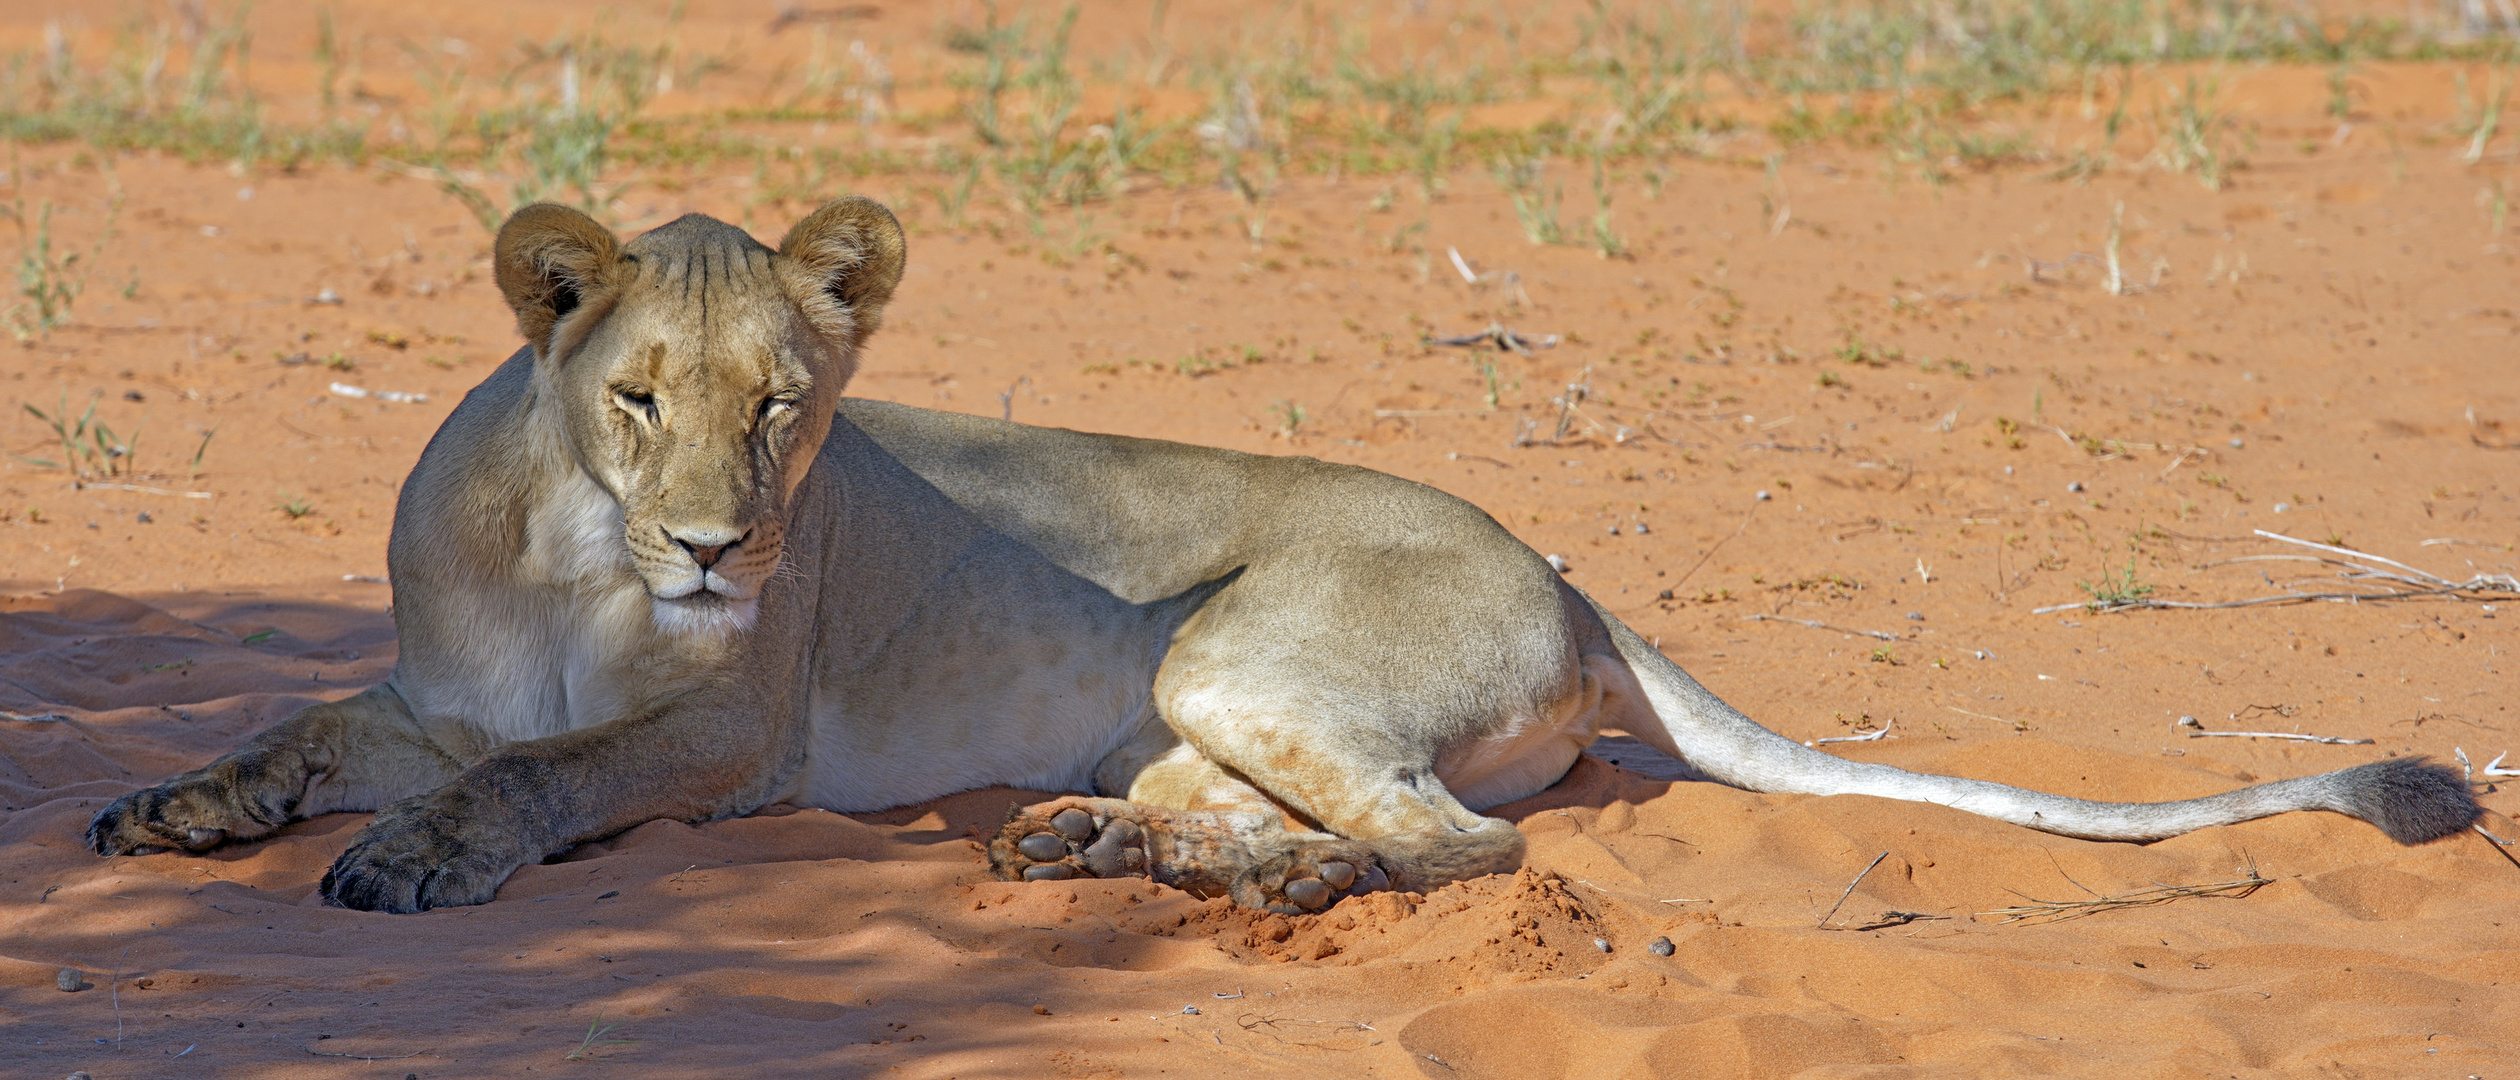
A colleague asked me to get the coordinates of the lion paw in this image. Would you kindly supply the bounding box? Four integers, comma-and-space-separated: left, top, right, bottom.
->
989, 797, 1158, 883
319, 797, 521, 913
87, 759, 296, 856
1234, 842, 1391, 914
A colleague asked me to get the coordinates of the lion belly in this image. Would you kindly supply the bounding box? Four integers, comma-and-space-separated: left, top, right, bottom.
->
795, 534, 1191, 812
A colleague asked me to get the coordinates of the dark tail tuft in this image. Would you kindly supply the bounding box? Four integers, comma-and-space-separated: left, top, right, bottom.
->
2339, 757, 2482, 844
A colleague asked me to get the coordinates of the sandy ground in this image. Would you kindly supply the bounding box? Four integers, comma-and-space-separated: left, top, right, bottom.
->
5, 11, 2520, 1076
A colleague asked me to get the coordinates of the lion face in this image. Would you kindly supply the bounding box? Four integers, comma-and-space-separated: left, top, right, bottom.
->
492, 200, 906, 635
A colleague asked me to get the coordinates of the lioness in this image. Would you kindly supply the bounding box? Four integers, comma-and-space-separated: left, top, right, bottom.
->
88, 200, 2479, 913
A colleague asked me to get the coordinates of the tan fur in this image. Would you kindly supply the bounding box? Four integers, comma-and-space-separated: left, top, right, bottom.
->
87, 201, 2478, 915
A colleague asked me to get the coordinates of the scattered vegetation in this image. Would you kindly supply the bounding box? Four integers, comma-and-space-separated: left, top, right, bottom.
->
0, 0, 2510, 230
2077, 556, 2155, 609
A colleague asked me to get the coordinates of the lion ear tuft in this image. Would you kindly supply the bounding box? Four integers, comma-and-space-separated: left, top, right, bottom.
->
777, 196, 907, 344
494, 204, 627, 360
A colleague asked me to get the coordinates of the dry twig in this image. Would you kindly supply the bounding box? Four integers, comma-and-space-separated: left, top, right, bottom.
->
1980, 862, 2269, 924
1816, 851, 1889, 928
1746, 613, 1897, 641
1424, 322, 1558, 355
2034, 530, 2518, 614
2175, 715, 2372, 745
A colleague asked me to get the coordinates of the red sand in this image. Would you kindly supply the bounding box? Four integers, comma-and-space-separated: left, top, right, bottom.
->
4, 4, 2519, 1075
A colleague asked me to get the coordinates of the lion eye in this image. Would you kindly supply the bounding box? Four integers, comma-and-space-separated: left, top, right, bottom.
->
615, 387, 657, 419
759, 394, 799, 421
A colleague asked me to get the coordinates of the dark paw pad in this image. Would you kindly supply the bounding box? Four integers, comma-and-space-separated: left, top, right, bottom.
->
991, 800, 1154, 883
1242, 847, 1389, 914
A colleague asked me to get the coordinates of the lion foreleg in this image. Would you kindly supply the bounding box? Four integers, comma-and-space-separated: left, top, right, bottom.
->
318, 698, 801, 912
88, 683, 460, 856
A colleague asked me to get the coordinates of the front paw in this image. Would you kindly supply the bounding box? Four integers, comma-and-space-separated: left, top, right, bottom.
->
320, 797, 521, 913
87, 762, 294, 856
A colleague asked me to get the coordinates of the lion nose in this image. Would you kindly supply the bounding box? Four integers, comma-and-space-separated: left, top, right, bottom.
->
667, 527, 745, 570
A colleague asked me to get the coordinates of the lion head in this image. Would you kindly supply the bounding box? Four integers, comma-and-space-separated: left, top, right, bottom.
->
491, 199, 905, 636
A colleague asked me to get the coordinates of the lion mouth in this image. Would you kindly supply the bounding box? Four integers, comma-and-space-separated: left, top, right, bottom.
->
649, 590, 760, 637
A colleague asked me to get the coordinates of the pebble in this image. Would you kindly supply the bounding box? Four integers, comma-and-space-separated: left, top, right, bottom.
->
1647, 936, 1675, 957
1592, 938, 1612, 953
2066, 480, 2085, 493
56, 967, 87, 993
1906, 612, 1924, 621
1545, 554, 1570, 573
1754, 490, 1772, 501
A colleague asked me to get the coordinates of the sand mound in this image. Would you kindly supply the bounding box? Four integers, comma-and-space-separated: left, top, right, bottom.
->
4, 589, 2516, 1078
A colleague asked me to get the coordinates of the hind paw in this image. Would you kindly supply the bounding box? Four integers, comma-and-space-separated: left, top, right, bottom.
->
990, 797, 1160, 883
1235, 842, 1390, 914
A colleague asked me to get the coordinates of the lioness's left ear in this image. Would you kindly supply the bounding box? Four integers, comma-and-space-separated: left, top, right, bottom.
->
776, 196, 908, 344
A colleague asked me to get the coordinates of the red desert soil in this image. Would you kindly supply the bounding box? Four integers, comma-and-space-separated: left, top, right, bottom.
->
4, 6, 2520, 1080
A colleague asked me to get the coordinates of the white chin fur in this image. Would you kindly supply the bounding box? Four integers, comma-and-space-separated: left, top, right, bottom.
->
651, 594, 759, 638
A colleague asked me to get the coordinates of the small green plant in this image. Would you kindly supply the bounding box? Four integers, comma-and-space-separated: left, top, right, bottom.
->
277, 494, 314, 519
1869, 647, 1900, 665
565, 1015, 635, 1061
2154, 74, 2234, 191
1480, 360, 1504, 410
1494, 153, 1563, 245
3, 167, 121, 340
188, 425, 217, 482
1587, 150, 1626, 259
1270, 399, 1306, 436
19, 391, 144, 482
2077, 557, 2154, 609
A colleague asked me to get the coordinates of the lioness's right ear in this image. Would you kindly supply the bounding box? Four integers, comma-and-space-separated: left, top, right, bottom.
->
494, 204, 627, 361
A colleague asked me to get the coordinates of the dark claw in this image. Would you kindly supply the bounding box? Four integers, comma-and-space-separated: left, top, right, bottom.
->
1316, 860, 1356, 891
1016, 831, 1069, 862
1023, 863, 1076, 881
1050, 808, 1096, 840
1283, 877, 1331, 909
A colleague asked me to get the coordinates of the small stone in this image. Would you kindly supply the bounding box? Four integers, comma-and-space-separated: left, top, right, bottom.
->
1647, 936, 1675, 957
1032, 1004, 1051, 1016
2272, 502, 2290, 514
1634, 522, 1650, 534
1755, 490, 1772, 501
1657, 589, 1675, 601
67, 1073, 94, 1080
597, 890, 620, 900
2066, 480, 2085, 493
56, 967, 87, 993
1906, 612, 1924, 621
2229, 437, 2245, 448
1607, 525, 1620, 535
1592, 938, 1612, 953
1545, 554, 1570, 573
